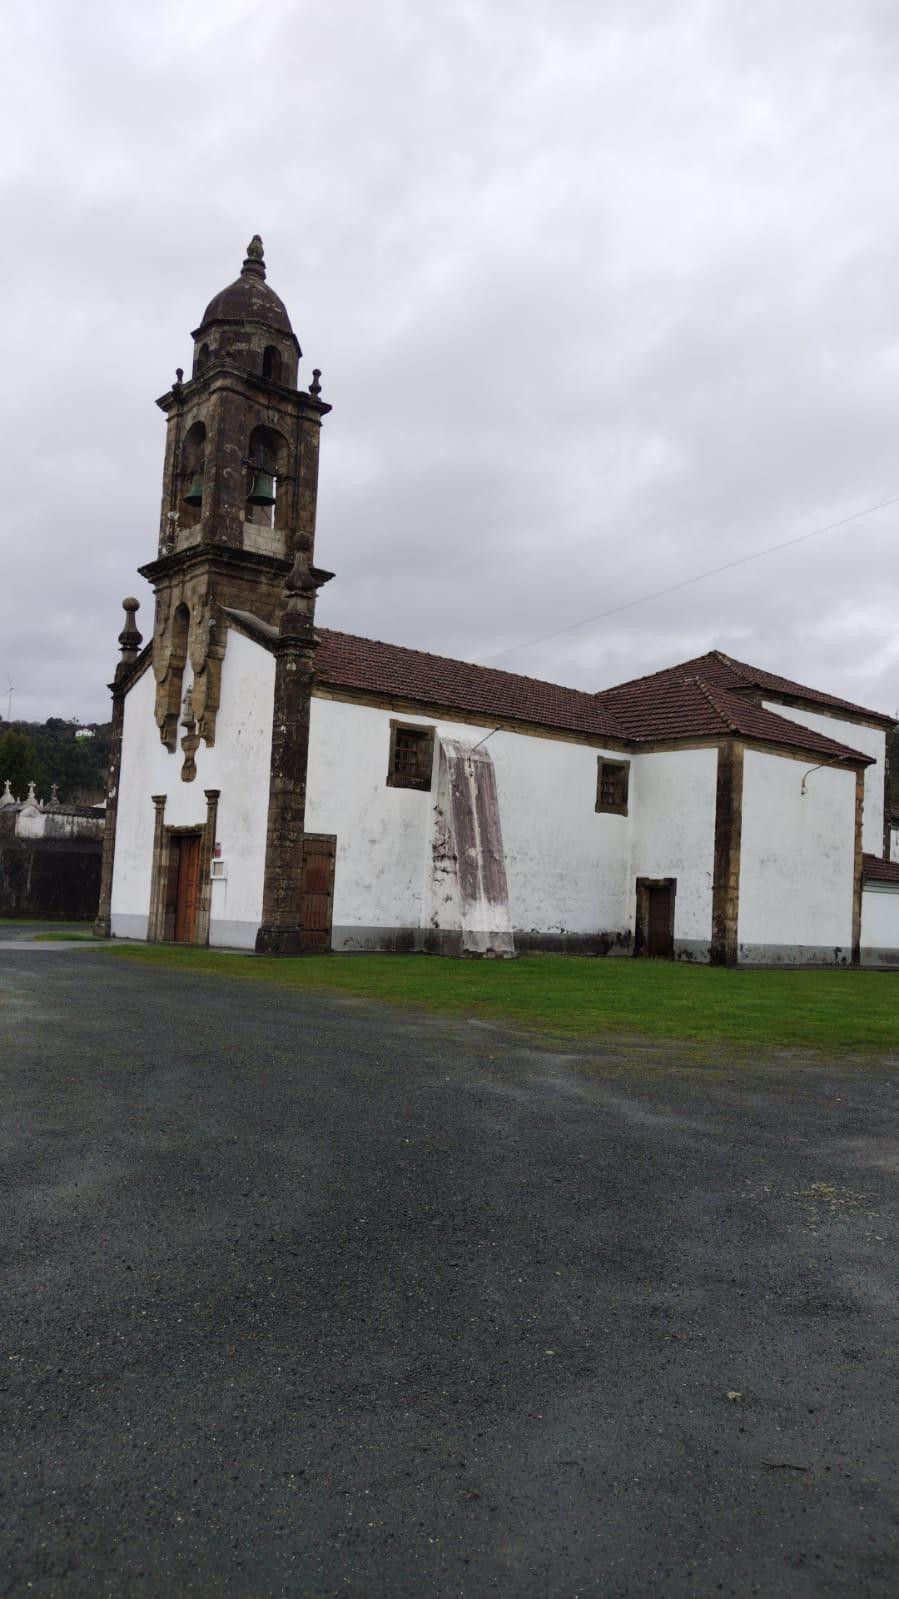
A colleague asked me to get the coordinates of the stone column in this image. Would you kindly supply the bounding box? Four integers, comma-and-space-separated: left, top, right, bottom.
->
255, 544, 319, 955
852, 767, 865, 966
196, 788, 220, 946
147, 795, 168, 940
94, 599, 142, 938
710, 739, 744, 966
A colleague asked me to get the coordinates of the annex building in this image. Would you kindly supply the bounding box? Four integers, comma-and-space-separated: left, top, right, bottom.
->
96, 239, 899, 966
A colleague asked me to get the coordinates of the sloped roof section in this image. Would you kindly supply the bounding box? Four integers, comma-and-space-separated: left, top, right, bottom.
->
597, 649, 894, 728
863, 853, 899, 884
215, 614, 873, 762
314, 629, 625, 741
589, 672, 872, 763
311, 629, 871, 762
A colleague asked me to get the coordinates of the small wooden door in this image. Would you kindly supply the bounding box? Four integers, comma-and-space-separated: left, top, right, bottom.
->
647, 883, 674, 958
299, 834, 336, 951
173, 834, 202, 944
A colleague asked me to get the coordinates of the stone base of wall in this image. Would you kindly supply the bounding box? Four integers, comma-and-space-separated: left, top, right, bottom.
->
0, 838, 102, 920
331, 925, 638, 957
109, 913, 151, 940
738, 942, 854, 966
860, 946, 899, 967
514, 930, 634, 956
672, 939, 711, 963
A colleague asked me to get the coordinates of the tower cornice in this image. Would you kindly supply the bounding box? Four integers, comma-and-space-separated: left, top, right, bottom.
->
156, 368, 331, 419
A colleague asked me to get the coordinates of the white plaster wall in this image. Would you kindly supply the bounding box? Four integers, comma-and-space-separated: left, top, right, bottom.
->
110, 628, 275, 947
738, 749, 855, 959
761, 700, 886, 855
860, 885, 899, 963
629, 747, 718, 951
890, 824, 899, 864
304, 697, 633, 944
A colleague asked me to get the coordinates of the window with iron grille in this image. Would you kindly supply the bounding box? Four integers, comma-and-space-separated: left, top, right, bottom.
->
596, 758, 629, 815
387, 722, 435, 790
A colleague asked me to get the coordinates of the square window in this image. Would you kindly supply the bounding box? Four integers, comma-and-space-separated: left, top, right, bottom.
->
596, 758, 629, 815
387, 723, 435, 791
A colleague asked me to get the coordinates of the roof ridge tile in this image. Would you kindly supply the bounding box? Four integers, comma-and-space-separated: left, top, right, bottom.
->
691, 675, 739, 733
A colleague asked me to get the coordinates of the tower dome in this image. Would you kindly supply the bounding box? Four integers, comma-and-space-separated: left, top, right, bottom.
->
191, 236, 301, 384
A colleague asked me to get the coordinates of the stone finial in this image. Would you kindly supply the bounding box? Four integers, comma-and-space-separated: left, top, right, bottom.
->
46, 782, 60, 811
25, 780, 39, 809
0, 778, 15, 807
242, 234, 266, 279
279, 536, 320, 637
118, 597, 143, 662
309, 368, 322, 397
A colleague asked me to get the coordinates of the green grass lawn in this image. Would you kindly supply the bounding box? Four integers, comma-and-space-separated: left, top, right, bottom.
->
102, 945, 899, 1055
33, 931, 97, 942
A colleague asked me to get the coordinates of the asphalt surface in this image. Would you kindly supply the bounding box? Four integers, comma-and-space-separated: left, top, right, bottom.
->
1, 941, 897, 1598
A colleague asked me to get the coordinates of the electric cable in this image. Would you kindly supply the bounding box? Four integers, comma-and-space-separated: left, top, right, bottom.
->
479, 492, 899, 664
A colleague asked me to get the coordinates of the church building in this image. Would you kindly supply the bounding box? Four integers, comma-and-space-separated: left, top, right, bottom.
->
95, 238, 899, 965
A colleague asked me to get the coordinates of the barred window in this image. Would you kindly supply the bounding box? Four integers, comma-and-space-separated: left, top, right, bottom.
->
387, 723, 435, 791
596, 758, 629, 815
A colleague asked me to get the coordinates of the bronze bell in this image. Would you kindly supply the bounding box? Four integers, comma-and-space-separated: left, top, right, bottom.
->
248, 469, 276, 507
184, 474, 204, 507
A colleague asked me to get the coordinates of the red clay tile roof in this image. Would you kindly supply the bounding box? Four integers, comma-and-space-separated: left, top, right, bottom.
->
598, 649, 895, 727
221, 610, 872, 760
863, 853, 899, 884
586, 671, 872, 762
311, 629, 872, 762
314, 629, 625, 741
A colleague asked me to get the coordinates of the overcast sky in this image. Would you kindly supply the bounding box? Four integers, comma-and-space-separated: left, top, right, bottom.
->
3, 0, 899, 725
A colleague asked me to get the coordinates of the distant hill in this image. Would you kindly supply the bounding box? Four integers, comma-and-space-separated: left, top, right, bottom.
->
0, 718, 112, 806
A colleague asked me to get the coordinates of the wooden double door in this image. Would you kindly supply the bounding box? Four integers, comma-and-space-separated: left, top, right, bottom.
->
172, 833, 203, 944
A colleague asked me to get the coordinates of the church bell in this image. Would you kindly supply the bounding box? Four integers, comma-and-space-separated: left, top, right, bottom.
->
248, 470, 276, 507
184, 474, 204, 507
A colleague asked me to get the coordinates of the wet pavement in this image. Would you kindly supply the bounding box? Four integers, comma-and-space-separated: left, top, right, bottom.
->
1, 945, 897, 1597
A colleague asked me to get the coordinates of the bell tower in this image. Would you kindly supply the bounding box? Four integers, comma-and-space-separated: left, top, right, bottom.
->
140, 235, 331, 751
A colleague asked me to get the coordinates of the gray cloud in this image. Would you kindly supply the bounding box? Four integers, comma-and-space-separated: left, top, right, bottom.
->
3, 0, 899, 725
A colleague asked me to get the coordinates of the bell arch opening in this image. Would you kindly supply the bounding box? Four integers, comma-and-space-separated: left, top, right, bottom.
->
245, 424, 289, 530
180, 421, 206, 529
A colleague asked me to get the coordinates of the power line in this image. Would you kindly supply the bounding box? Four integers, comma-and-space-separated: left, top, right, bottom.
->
480, 492, 899, 664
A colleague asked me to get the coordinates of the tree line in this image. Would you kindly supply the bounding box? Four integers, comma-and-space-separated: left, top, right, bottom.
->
0, 719, 112, 807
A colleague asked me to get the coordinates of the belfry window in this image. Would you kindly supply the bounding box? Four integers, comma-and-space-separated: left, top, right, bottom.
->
262, 345, 282, 384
